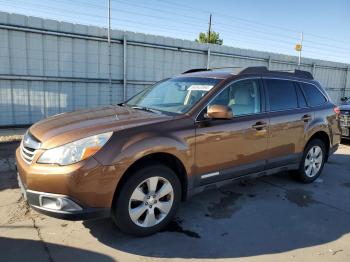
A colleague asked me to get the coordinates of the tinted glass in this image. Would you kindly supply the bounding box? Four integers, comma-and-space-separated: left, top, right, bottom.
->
126, 77, 220, 114
296, 84, 307, 108
265, 79, 298, 111
209, 79, 261, 116
301, 83, 327, 107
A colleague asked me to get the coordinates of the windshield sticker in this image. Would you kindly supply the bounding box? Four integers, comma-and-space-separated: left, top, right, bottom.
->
187, 85, 214, 91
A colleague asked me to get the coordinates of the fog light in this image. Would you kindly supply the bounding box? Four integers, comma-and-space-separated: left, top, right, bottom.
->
56, 198, 62, 209
40, 195, 82, 211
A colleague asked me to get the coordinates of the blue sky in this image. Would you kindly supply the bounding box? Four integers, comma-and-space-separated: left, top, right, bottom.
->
1, 0, 349, 64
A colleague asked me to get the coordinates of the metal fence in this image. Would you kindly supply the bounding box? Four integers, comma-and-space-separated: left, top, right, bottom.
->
0, 11, 349, 126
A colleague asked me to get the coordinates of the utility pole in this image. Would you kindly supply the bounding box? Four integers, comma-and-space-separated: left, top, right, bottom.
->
298, 32, 303, 67
107, 0, 111, 46
206, 14, 212, 69
208, 13, 212, 43
108, 0, 112, 104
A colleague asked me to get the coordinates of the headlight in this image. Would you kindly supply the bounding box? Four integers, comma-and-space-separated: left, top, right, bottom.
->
37, 132, 113, 165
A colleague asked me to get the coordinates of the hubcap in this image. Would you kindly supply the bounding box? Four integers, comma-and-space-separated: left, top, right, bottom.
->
128, 176, 174, 228
304, 145, 323, 177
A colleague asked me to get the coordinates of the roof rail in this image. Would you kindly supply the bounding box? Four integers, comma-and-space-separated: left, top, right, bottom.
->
238, 66, 314, 79
294, 69, 314, 80
238, 66, 268, 74
182, 66, 314, 80
182, 68, 209, 74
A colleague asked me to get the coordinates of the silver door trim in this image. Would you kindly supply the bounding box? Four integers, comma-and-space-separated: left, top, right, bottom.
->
201, 171, 220, 179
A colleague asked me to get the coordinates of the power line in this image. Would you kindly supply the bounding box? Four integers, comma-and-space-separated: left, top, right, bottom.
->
54, 0, 208, 29
9, 0, 348, 56
2, 0, 295, 49
85, 0, 300, 43
0, 1, 200, 36
110, 0, 350, 56
109, 6, 302, 46
153, 0, 350, 46
113, 0, 209, 24
303, 40, 350, 53
0, 1, 107, 25
102, 0, 350, 58
0, 0, 349, 63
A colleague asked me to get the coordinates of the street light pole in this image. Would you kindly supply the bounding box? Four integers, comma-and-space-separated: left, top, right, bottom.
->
298, 32, 303, 67
108, 0, 112, 104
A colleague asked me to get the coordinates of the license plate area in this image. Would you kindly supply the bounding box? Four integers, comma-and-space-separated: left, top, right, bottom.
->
342, 127, 349, 137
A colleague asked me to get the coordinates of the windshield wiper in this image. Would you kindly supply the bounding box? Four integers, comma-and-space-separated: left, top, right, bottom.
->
131, 106, 161, 114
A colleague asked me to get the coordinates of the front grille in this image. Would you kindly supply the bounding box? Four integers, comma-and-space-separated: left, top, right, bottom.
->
20, 131, 41, 165
20, 143, 37, 164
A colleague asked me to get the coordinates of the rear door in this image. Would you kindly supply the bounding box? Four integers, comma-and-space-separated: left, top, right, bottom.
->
263, 78, 312, 168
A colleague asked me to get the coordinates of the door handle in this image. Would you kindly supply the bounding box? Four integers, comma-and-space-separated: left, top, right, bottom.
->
301, 114, 312, 122
252, 121, 267, 130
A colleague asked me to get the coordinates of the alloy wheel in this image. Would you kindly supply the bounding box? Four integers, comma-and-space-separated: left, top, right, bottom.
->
304, 145, 323, 177
128, 176, 174, 227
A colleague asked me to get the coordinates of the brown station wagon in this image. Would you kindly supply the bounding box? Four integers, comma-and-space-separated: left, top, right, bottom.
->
16, 66, 341, 236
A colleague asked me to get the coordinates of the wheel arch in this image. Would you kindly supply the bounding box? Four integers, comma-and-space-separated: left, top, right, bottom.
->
305, 130, 330, 160
112, 152, 188, 207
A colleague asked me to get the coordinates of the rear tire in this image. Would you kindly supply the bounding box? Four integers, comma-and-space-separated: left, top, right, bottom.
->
111, 164, 181, 236
292, 139, 326, 183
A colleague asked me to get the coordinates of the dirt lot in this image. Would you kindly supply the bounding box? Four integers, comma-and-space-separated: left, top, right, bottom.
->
1, 141, 350, 262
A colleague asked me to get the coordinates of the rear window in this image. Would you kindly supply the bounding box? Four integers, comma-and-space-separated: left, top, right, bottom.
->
301, 83, 327, 107
265, 79, 298, 111
296, 85, 307, 108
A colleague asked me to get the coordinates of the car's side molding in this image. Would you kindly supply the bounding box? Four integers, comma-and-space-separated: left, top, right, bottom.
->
188, 162, 299, 198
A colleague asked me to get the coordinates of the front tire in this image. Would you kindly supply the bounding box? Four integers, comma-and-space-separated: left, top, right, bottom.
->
293, 139, 326, 183
111, 164, 181, 236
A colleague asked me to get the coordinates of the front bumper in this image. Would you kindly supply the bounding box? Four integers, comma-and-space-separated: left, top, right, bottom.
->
17, 174, 110, 220
15, 146, 122, 220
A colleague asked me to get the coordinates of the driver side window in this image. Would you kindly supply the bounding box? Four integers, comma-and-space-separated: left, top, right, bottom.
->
209, 79, 261, 117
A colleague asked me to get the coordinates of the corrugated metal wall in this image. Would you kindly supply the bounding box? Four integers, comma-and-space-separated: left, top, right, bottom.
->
0, 11, 349, 126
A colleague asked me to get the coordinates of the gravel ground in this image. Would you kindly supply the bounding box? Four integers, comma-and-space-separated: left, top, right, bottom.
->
1, 141, 350, 262
0, 128, 26, 143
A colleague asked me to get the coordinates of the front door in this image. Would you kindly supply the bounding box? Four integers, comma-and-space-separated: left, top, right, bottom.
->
195, 78, 268, 185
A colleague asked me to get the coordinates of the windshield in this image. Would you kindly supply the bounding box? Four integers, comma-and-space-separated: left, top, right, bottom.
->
126, 77, 221, 114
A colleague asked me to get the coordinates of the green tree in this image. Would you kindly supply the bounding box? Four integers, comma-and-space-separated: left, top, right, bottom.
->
196, 31, 223, 45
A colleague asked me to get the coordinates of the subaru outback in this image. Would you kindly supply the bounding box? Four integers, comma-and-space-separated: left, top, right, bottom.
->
16, 66, 341, 236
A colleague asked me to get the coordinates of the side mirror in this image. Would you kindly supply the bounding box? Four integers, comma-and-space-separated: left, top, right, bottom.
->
206, 104, 233, 119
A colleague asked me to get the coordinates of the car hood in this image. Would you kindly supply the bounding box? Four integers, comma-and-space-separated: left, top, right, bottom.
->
29, 105, 172, 149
